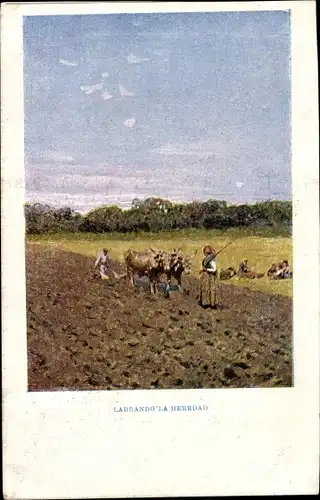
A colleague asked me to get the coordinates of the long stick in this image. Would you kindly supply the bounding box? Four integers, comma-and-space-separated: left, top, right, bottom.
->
215, 237, 239, 257
198, 237, 239, 277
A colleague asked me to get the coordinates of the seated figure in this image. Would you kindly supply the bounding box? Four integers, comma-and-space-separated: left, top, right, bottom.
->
268, 261, 282, 277
238, 259, 264, 279
268, 260, 292, 280
238, 259, 249, 276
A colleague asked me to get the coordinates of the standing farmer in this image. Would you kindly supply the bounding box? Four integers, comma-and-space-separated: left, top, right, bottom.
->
94, 248, 110, 279
198, 245, 218, 309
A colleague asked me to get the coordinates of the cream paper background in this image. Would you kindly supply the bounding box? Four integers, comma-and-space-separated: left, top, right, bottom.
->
1, 1, 319, 498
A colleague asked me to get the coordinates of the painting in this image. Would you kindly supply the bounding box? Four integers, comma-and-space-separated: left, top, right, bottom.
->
24, 9, 293, 391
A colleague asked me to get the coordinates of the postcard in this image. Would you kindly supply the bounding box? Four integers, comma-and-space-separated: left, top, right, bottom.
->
2, 1, 319, 498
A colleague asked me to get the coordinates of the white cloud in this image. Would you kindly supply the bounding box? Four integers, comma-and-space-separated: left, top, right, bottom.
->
152, 131, 256, 160
126, 53, 150, 64
26, 157, 286, 213
101, 91, 113, 100
152, 141, 222, 158
59, 59, 78, 67
80, 83, 103, 95
50, 154, 75, 163
31, 152, 76, 164
153, 49, 171, 57
25, 191, 129, 212
119, 84, 135, 97
124, 118, 136, 128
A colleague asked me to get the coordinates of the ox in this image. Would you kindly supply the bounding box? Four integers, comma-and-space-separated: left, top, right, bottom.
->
165, 248, 197, 290
124, 248, 171, 294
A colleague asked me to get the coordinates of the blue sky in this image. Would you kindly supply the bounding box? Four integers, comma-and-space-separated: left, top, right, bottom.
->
23, 10, 291, 212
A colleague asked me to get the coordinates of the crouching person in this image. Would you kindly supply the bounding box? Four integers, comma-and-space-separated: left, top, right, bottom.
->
94, 248, 110, 279
198, 245, 218, 309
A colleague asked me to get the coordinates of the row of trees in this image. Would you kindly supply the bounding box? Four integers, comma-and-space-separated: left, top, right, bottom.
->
24, 198, 292, 235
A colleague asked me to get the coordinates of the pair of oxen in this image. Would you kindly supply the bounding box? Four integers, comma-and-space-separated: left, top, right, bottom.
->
124, 247, 197, 294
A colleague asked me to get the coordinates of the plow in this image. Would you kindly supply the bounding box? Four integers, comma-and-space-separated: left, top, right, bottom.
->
96, 269, 178, 295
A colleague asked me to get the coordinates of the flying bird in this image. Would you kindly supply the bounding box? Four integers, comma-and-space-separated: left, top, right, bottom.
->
124, 118, 136, 128
59, 59, 78, 67
101, 72, 109, 78
126, 53, 150, 64
153, 49, 171, 57
236, 182, 244, 189
119, 84, 135, 97
80, 83, 103, 95
101, 91, 113, 100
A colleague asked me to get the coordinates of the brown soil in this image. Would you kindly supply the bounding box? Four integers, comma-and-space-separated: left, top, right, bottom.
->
26, 243, 293, 391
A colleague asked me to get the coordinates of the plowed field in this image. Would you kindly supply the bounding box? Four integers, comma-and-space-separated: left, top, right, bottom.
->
27, 244, 293, 391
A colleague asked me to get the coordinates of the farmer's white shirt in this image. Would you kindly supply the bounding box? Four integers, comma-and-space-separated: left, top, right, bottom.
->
95, 250, 109, 269
206, 257, 217, 273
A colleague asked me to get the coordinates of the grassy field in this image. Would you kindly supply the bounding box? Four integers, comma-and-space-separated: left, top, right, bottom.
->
27, 227, 293, 298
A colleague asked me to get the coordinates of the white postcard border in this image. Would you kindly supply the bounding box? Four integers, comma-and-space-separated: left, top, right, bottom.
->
2, 2, 319, 498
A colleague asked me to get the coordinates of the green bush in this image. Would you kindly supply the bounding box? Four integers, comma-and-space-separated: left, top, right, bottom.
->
24, 198, 292, 236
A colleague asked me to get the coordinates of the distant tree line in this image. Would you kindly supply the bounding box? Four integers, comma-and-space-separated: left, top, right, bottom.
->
24, 198, 292, 235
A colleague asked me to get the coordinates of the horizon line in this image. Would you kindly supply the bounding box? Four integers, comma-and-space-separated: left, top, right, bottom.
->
24, 196, 292, 215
